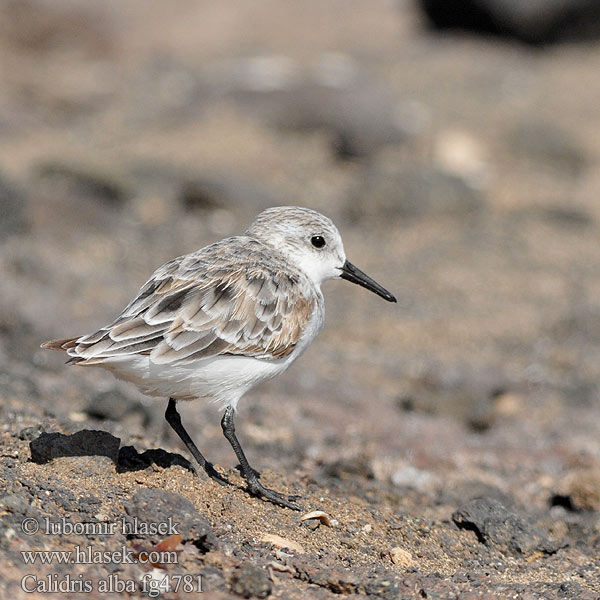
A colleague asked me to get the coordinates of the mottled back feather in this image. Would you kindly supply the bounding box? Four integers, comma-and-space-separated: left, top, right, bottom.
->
57, 236, 317, 365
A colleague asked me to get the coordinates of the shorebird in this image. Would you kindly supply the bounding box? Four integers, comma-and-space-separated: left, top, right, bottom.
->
43, 206, 396, 509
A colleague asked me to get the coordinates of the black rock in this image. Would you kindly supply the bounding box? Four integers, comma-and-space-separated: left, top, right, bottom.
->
418, 0, 600, 45
117, 445, 192, 473
230, 563, 272, 599
452, 497, 560, 556
123, 488, 217, 550
29, 430, 121, 464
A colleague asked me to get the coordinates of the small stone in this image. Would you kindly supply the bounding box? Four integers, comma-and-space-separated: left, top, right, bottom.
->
230, 563, 271, 599
389, 547, 413, 567
560, 468, 600, 511
260, 534, 305, 554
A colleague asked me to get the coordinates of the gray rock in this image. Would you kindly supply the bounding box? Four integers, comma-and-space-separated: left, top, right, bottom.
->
346, 163, 483, 223
123, 488, 217, 550
230, 564, 272, 599
452, 497, 559, 556
0, 493, 43, 545
0, 492, 37, 519
29, 430, 121, 464
439, 480, 516, 508
418, 0, 600, 44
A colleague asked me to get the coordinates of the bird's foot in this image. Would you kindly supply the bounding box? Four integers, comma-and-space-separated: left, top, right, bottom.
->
201, 461, 229, 486
247, 478, 301, 511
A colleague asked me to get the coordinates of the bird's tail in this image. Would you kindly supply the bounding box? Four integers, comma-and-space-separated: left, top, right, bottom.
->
40, 337, 79, 351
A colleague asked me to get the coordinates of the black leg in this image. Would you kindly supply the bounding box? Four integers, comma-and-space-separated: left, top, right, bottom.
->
165, 398, 227, 485
221, 406, 300, 510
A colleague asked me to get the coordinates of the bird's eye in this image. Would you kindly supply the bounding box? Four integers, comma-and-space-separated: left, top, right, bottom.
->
311, 236, 326, 248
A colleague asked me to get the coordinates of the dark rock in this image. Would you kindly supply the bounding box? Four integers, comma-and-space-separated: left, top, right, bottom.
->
117, 445, 192, 473
123, 488, 217, 550
346, 163, 483, 223
230, 563, 271, 599
29, 430, 121, 464
452, 497, 559, 556
363, 577, 402, 599
21, 479, 81, 512
438, 480, 516, 508
418, 0, 600, 45
77, 494, 103, 515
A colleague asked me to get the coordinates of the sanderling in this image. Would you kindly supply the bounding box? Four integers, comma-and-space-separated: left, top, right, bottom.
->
43, 206, 396, 509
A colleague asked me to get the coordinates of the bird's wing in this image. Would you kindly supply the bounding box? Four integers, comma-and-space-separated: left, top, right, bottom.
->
67, 238, 315, 365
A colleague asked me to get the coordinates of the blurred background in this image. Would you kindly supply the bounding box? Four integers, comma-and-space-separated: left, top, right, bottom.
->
2, 0, 600, 523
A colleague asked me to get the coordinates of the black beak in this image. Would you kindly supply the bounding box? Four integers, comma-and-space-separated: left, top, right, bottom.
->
340, 260, 397, 303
